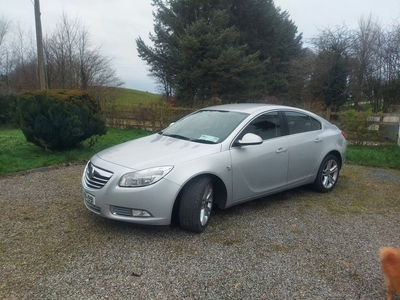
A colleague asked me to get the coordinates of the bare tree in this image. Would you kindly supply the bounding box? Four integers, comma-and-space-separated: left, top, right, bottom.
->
2, 12, 122, 103
349, 16, 400, 112
348, 15, 382, 109
0, 16, 11, 91
9, 23, 38, 90
0, 20, 38, 92
378, 20, 400, 111
297, 15, 400, 115
0, 16, 10, 48
43, 13, 123, 102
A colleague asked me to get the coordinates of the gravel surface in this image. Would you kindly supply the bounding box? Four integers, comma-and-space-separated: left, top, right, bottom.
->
1, 163, 400, 300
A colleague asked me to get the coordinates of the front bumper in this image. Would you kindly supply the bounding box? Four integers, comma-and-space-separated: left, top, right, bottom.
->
81, 162, 181, 226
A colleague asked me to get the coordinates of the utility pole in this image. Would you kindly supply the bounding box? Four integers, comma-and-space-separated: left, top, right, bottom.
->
34, 0, 46, 89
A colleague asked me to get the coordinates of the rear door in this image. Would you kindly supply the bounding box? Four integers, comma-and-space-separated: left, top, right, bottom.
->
283, 111, 325, 185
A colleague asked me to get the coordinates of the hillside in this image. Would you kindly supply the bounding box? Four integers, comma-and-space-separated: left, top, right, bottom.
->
113, 87, 160, 105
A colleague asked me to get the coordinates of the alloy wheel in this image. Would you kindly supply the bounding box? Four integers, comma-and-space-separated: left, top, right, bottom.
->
321, 159, 338, 189
200, 183, 213, 226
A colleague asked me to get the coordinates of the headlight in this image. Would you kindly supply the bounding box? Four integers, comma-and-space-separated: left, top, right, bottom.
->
119, 166, 173, 187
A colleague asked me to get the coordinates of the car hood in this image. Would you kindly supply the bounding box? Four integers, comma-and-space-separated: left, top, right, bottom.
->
95, 133, 222, 170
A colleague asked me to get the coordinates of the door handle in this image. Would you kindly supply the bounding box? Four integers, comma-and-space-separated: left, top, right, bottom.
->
314, 138, 323, 143
276, 147, 287, 153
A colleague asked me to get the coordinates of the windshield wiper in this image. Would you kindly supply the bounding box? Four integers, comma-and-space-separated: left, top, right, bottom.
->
163, 133, 217, 144
163, 133, 191, 141
190, 139, 217, 144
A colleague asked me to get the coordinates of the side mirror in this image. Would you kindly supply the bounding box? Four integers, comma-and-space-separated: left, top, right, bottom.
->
234, 133, 263, 146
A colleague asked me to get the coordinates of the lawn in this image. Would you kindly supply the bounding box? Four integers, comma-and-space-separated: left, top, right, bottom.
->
0, 127, 151, 175
346, 144, 400, 169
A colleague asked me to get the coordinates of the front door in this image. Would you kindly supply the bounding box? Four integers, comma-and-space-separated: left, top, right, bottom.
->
230, 111, 289, 203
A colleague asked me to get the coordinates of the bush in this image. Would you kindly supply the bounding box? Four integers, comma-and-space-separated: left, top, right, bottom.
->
18, 89, 107, 150
340, 109, 383, 145
0, 93, 18, 126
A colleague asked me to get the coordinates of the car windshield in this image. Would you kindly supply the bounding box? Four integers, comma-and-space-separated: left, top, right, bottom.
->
161, 110, 248, 144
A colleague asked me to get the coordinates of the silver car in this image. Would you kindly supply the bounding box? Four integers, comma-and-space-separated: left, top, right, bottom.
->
81, 104, 347, 233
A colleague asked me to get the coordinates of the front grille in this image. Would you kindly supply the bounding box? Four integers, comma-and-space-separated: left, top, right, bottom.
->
85, 200, 101, 214
84, 161, 113, 189
111, 206, 132, 217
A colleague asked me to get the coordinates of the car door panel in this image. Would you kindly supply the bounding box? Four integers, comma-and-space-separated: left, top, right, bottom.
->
282, 110, 326, 185
286, 130, 325, 185
230, 136, 289, 202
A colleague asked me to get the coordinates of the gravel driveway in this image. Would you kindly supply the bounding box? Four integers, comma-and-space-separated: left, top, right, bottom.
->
1, 163, 400, 299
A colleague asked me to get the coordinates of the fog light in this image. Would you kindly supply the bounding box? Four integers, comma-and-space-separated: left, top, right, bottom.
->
132, 209, 151, 217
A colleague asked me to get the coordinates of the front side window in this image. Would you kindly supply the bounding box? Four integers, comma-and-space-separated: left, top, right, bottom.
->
239, 111, 281, 140
284, 111, 321, 134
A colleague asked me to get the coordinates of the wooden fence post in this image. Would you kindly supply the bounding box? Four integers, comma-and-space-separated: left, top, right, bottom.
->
397, 118, 400, 146
325, 106, 331, 120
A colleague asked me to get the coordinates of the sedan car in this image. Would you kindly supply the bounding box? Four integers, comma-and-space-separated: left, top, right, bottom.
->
81, 103, 347, 233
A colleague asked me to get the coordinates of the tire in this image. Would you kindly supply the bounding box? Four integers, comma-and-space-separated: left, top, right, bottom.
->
179, 176, 214, 233
312, 154, 340, 193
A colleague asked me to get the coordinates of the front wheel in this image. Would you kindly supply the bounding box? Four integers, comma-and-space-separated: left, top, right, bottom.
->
312, 155, 340, 193
179, 176, 214, 233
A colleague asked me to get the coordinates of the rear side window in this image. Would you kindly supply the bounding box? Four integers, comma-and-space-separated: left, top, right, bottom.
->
284, 111, 321, 134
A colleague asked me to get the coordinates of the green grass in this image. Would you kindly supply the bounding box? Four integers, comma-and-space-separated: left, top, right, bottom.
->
346, 144, 400, 169
113, 87, 160, 106
101, 87, 161, 112
0, 127, 151, 175
0, 126, 399, 175
115, 87, 160, 104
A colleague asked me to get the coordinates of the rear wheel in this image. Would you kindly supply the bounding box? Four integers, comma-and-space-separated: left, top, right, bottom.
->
312, 155, 340, 193
179, 176, 213, 233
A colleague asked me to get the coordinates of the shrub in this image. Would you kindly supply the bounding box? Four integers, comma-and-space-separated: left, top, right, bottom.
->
340, 109, 383, 145
0, 93, 18, 126
18, 89, 107, 150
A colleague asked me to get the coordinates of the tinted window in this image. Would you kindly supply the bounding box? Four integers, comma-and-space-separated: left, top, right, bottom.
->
310, 118, 322, 130
239, 112, 281, 140
284, 111, 321, 134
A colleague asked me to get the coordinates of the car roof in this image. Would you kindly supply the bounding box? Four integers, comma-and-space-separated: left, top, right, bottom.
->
202, 103, 332, 126
203, 103, 296, 114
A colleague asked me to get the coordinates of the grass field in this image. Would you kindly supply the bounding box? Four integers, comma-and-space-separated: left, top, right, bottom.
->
104, 87, 161, 112
346, 144, 400, 169
0, 126, 399, 175
114, 87, 160, 104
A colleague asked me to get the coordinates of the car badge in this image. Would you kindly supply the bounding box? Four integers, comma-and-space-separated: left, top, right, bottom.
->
88, 164, 94, 179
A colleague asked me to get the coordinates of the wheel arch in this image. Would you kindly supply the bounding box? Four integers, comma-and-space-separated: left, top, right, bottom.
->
312, 150, 342, 193
327, 150, 343, 169
171, 173, 228, 225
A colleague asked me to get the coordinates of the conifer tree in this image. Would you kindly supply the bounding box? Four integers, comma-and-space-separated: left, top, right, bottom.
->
137, 0, 302, 105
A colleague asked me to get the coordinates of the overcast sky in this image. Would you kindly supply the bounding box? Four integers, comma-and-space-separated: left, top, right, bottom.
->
2, 0, 400, 93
